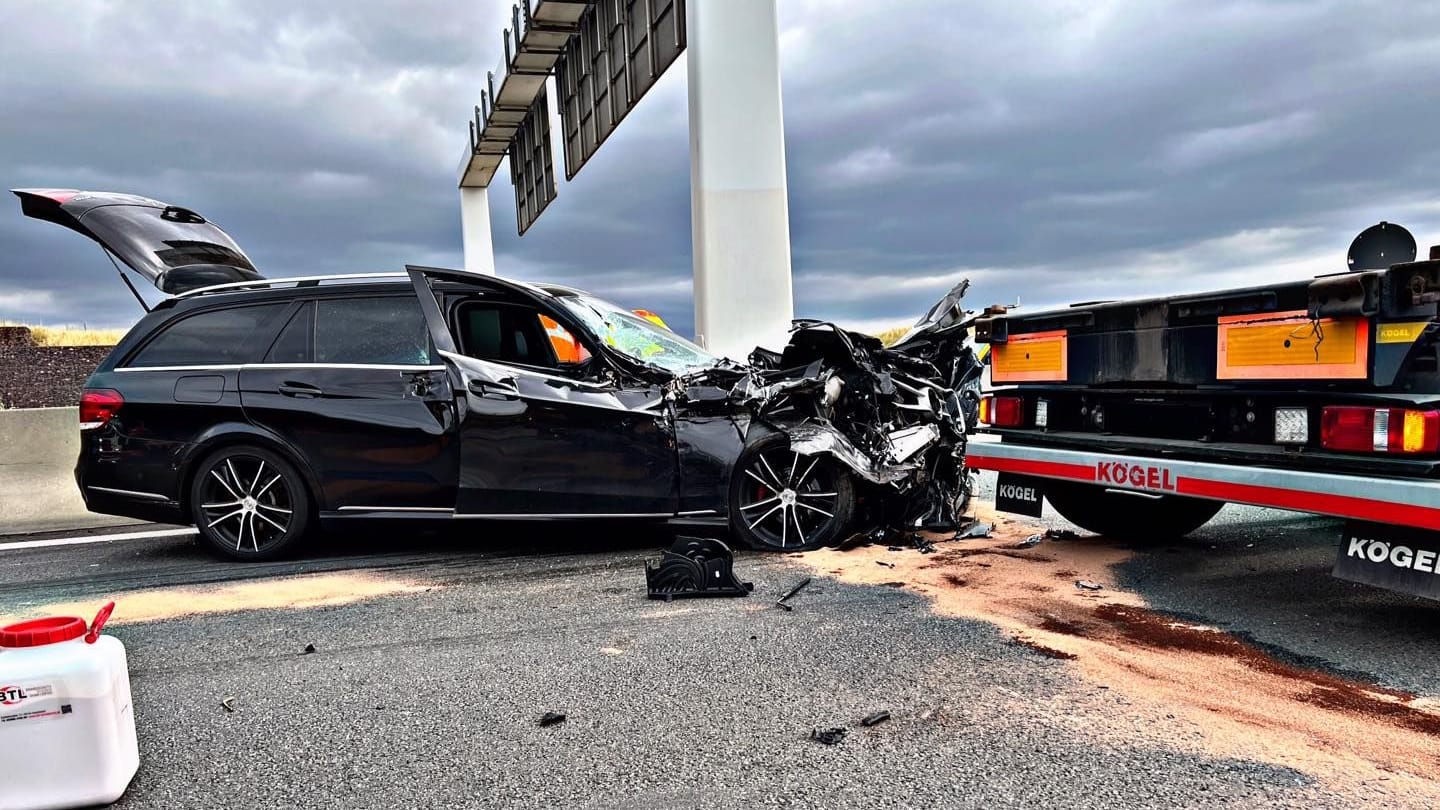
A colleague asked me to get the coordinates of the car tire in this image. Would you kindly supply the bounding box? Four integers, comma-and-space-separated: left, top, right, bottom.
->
729, 433, 856, 552
1042, 481, 1223, 542
189, 444, 312, 561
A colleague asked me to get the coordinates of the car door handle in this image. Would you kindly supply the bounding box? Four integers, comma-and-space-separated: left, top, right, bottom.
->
468, 379, 518, 401
277, 382, 324, 399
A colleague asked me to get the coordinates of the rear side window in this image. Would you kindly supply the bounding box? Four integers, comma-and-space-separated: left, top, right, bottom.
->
127, 304, 286, 367
311, 297, 432, 365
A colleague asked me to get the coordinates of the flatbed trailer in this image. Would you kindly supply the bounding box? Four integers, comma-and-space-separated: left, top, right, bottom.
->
969, 228, 1440, 600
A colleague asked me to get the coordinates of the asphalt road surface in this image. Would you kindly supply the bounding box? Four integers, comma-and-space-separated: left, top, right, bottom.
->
2, 475, 1438, 809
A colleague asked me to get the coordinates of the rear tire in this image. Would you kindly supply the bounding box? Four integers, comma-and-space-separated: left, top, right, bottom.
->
189, 445, 312, 561
729, 434, 856, 552
1042, 481, 1222, 542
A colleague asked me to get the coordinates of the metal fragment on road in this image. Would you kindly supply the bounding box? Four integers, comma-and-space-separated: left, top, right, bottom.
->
810, 726, 848, 745
1016, 534, 1043, 548
776, 576, 812, 611
877, 560, 896, 569
861, 710, 891, 727
538, 711, 567, 727
956, 522, 993, 539
1075, 580, 1104, 591
221, 696, 236, 713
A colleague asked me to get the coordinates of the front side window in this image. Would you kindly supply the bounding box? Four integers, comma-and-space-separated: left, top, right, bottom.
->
128, 303, 286, 367
312, 297, 433, 366
456, 302, 584, 369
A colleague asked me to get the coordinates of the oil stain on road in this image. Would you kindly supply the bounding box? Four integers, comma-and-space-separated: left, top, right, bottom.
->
801, 505, 1440, 804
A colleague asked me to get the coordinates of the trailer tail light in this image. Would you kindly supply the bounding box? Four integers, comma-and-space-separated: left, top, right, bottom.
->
1320, 406, 1440, 454
79, 388, 124, 430
980, 395, 1025, 427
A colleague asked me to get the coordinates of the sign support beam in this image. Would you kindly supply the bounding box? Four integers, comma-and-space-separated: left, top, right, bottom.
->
686, 0, 794, 359
460, 185, 496, 275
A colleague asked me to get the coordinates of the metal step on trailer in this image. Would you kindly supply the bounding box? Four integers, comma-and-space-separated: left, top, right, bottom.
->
965, 436, 1440, 531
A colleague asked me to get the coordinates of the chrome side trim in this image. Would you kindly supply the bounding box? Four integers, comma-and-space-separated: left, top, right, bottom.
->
87, 486, 170, 502
117, 364, 244, 373
676, 509, 719, 516
336, 506, 455, 513
453, 513, 673, 520
117, 363, 445, 373
244, 363, 447, 372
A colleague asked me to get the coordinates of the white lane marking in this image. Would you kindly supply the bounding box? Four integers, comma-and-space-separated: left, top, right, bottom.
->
0, 527, 197, 552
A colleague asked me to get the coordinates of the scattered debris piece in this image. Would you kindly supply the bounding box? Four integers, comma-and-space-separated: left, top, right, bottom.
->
220, 697, 236, 713
302, 643, 316, 655
956, 522, 993, 540
1075, 579, 1104, 591
811, 727, 848, 745
861, 710, 891, 727
876, 560, 896, 569
645, 537, 753, 601
912, 534, 937, 554
886, 546, 903, 552
538, 712, 567, 727
1043, 528, 1081, 541
776, 576, 813, 611
1016, 534, 1044, 549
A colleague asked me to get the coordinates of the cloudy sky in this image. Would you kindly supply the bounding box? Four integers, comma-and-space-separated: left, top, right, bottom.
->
2, 0, 1439, 338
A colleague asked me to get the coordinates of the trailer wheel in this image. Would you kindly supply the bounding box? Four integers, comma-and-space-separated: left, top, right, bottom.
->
1042, 481, 1223, 542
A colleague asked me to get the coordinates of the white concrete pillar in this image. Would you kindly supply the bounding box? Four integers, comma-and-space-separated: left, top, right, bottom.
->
686, 0, 794, 360
460, 185, 496, 275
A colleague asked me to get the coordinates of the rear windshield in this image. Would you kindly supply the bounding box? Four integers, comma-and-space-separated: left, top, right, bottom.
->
79, 204, 255, 274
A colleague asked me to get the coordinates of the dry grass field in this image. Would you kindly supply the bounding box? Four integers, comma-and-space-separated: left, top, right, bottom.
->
0, 322, 126, 346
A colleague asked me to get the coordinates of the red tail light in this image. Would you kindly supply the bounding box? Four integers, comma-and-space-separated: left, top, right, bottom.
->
1320, 406, 1440, 454
79, 388, 124, 429
980, 395, 1025, 427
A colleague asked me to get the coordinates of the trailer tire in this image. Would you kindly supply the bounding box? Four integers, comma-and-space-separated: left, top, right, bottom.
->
1042, 481, 1223, 542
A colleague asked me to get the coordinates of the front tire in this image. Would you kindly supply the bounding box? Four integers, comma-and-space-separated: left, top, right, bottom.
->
1042, 481, 1223, 542
729, 434, 855, 552
189, 445, 312, 561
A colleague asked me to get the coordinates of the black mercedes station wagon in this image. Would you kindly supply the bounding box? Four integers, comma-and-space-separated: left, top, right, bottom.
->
16, 189, 980, 561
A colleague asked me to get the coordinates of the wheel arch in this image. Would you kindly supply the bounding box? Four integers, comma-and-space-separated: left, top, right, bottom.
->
176, 423, 324, 516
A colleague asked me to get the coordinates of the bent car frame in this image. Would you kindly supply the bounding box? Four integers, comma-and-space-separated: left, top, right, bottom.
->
15, 189, 982, 560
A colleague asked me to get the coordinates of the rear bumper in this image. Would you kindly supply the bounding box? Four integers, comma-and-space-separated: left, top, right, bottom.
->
967, 437, 1440, 531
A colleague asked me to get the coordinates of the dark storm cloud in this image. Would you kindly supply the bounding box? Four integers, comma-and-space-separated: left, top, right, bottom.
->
2, 1, 1439, 339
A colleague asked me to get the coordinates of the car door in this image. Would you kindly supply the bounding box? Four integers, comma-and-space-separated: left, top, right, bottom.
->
238, 293, 459, 514
408, 267, 679, 517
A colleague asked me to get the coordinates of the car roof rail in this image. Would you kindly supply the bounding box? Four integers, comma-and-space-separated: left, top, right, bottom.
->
173, 272, 411, 298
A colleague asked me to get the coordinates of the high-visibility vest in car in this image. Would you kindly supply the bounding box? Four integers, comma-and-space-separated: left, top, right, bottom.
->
539, 315, 585, 363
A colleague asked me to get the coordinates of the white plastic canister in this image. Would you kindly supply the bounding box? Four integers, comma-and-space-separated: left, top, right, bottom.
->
0, 603, 138, 810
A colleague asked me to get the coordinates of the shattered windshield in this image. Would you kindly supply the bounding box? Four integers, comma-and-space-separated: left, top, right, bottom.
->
555, 294, 720, 375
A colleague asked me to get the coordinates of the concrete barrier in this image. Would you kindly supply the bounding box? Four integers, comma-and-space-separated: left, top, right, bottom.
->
0, 407, 139, 535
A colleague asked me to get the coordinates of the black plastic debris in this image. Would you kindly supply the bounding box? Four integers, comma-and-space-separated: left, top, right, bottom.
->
876, 560, 896, 569
302, 643, 316, 655
538, 711, 567, 727
776, 577, 812, 611
956, 521, 992, 540
811, 727, 848, 745
646, 536, 753, 601
1075, 580, 1104, 591
912, 534, 937, 554
1044, 529, 1081, 541
861, 710, 891, 727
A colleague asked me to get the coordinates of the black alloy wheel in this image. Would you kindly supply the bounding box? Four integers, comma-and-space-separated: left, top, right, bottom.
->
729, 434, 855, 552
189, 445, 311, 561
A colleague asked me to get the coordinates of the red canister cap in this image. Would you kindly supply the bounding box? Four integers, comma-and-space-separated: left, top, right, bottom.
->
0, 616, 88, 647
